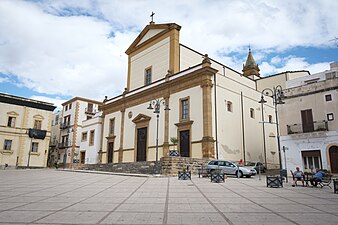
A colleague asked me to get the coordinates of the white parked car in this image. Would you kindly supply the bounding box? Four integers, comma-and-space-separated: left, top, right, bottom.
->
207, 160, 257, 178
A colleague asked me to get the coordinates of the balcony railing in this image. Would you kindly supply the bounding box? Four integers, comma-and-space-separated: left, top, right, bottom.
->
60, 122, 70, 130
58, 141, 71, 148
287, 120, 328, 134
85, 107, 96, 115
49, 139, 58, 147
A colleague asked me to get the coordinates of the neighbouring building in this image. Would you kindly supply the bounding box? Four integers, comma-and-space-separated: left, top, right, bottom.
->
97, 21, 308, 169
280, 62, 338, 173
79, 112, 102, 164
47, 110, 61, 167
58, 97, 102, 166
0, 93, 56, 168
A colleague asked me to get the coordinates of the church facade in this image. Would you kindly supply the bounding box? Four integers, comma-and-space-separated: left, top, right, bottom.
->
98, 22, 297, 168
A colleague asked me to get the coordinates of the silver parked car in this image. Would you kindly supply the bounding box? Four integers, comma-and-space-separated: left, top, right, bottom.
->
207, 160, 257, 178
244, 161, 266, 173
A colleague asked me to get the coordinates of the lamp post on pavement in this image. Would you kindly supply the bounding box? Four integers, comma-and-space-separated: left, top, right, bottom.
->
258, 85, 285, 179
147, 98, 170, 175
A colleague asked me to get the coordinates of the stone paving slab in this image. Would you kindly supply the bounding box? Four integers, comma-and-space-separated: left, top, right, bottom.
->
0, 170, 337, 225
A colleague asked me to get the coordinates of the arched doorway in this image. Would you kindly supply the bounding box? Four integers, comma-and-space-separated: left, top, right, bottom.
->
329, 146, 338, 173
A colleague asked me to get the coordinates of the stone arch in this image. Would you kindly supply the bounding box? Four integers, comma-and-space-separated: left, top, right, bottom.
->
327, 145, 338, 173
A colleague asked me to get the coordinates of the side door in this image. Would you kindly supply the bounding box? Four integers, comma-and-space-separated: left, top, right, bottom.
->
217, 161, 226, 172
225, 161, 237, 175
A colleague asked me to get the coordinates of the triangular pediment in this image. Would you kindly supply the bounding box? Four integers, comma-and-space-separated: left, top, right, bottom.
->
125, 23, 181, 55
132, 113, 151, 124
138, 29, 165, 46
7, 111, 19, 116
33, 114, 44, 120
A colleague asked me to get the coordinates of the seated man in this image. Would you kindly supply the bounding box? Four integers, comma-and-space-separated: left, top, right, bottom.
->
292, 167, 304, 187
310, 170, 326, 187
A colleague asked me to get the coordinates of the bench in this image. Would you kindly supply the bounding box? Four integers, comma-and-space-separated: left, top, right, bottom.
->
319, 174, 332, 188
290, 170, 305, 186
198, 166, 209, 178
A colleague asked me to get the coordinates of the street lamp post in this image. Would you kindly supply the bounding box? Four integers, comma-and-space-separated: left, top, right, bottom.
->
147, 98, 170, 175
259, 85, 285, 179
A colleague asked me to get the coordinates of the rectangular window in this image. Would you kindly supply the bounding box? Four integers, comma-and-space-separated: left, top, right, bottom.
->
4, 140, 12, 150
69, 103, 72, 110
145, 67, 152, 85
87, 103, 93, 113
63, 115, 70, 126
327, 113, 334, 121
250, 108, 255, 119
302, 150, 322, 171
89, 130, 95, 145
34, 120, 42, 129
62, 135, 69, 146
31, 142, 38, 152
226, 101, 233, 112
268, 115, 273, 123
82, 132, 87, 141
109, 118, 115, 135
181, 99, 189, 120
7, 116, 16, 127
65, 105, 68, 111
55, 115, 59, 125
325, 94, 332, 101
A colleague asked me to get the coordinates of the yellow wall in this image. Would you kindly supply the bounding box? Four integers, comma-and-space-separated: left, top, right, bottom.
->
0, 102, 53, 167
129, 37, 170, 91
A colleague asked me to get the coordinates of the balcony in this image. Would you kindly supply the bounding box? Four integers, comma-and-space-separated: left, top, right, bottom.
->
49, 139, 58, 147
287, 120, 328, 134
60, 122, 70, 130
85, 107, 96, 115
58, 141, 71, 148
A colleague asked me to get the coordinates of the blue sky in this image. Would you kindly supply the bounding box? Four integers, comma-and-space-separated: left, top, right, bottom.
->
0, 0, 337, 109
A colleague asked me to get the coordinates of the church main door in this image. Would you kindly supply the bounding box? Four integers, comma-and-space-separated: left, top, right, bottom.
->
329, 146, 338, 173
180, 130, 190, 157
137, 127, 147, 161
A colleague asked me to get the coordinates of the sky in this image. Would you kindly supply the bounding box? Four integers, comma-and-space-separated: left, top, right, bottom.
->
0, 0, 337, 109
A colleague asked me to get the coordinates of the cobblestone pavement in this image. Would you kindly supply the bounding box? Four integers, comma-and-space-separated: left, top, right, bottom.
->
0, 169, 337, 225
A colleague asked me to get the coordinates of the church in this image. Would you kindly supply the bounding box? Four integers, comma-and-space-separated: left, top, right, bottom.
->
97, 21, 308, 169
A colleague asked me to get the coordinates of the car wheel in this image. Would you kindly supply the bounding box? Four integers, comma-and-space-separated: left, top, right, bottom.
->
235, 171, 243, 178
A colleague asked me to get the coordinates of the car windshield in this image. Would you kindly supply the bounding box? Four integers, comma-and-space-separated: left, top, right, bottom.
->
244, 162, 256, 166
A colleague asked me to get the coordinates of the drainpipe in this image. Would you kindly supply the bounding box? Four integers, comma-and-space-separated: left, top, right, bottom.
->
214, 73, 219, 159
240, 92, 246, 162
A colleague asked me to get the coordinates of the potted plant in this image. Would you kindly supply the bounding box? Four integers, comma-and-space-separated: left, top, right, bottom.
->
169, 137, 179, 156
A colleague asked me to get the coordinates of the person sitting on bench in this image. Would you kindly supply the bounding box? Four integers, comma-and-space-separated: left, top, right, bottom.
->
292, 167, 304, 187
310, 169, 326, 187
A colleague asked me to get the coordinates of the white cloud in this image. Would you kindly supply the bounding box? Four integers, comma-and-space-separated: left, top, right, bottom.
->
0, 77, 9, 83
259, 56, 330, 77
0, 0, 337, 101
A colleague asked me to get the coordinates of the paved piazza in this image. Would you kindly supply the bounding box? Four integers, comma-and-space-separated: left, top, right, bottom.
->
0, 170, 337, 225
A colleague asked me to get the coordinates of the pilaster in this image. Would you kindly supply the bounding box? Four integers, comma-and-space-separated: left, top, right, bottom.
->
118, 108, 125, 163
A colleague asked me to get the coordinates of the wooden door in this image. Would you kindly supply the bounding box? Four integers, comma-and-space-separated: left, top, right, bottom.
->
80, 151, 85, 164
301, 109, 314, 133
137, 127, 147, 161
180, 130, 190, 157
329, 146, 338, 173
108, 142, 113, 163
